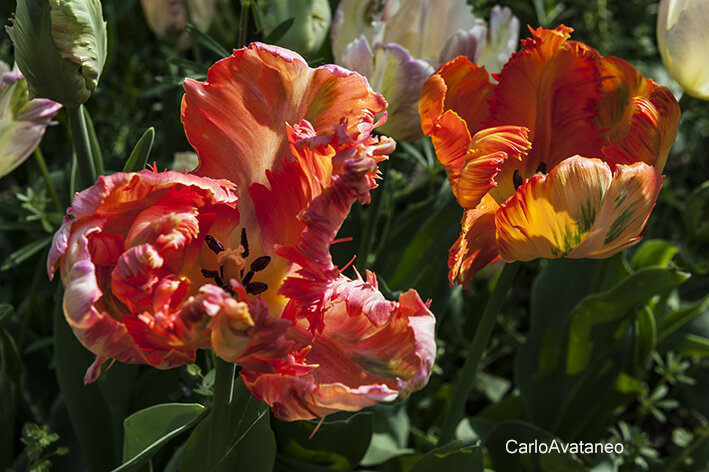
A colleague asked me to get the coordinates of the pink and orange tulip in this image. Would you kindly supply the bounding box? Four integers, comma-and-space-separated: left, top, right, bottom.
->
419, 26, 681, 287
48, 43, 435, 420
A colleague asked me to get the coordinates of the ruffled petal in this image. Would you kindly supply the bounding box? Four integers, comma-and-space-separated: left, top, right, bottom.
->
420, 56, 493, 138
487, 26, 604, 201
275, 131, 395, 332
455, 125, 530, 209
596, 57, 681, 172
419, 57, 494, 195
495, 156, 662, 261
48, 169, 241, 376
182, 42, 386, 193
241, 277, 435, 421
567, 162, 663, 258
241, 120, 434, 420
182, 42, 387, 260
448, 194, 501, 288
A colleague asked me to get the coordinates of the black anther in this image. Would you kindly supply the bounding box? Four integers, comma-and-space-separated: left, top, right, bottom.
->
201, 269, 219, 279
250, 256, 271, 272
242, 270, 255, 286
536, 162, 547, 174
205, 235, 224, 254
513, 169, 524, 190
246, 282, 268, 295
240, 228, 249, 258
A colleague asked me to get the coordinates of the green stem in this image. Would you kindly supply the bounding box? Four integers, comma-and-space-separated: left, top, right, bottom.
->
33, 147, 62, 212
356, 158, 390, 272
181, 0, 202, 62
437, 262, 519, 445
208, 357, 236, 471
66, 105, 97, 191
238, 0, 250, 48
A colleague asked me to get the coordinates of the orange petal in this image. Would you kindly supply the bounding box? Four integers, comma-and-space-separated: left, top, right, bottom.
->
419, 57, 494, 196
241, 282, 435, 421
182, 42, 386, 194
420, 56, 494, 137
597, 57, 681, 172
448, 194, 501, 288
488, 26, 605, 201
48, 170, 241, 376
456, 126, 531, 209
495, 156, 661, 261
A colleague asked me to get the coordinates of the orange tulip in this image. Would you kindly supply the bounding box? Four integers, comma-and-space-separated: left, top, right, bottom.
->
420, 26, 681, 287
49, 43, 436, 420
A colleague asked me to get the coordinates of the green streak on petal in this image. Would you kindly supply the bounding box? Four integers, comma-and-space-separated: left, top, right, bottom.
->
604, 207, 635, 245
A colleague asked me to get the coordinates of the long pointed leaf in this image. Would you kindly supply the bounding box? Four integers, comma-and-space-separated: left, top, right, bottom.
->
123, 127, 155, 173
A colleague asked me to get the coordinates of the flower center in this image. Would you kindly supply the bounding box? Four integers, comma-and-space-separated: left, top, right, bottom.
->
200, 228, 271, 296
512, 161, 548, 191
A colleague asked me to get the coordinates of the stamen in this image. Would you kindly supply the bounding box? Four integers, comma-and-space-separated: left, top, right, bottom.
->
246, 282, 268, 295
201, 268, 219, 279
250, 256, 271, 272
214, 274, 224, 287
536, 162, 547, 174
242, 270, 255, 286
513, 169, 523, 190
205, 235, 224, 254
240, 228, 249, 258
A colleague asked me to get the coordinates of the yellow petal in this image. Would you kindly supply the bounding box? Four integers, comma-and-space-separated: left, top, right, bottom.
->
495, 156, 661, 261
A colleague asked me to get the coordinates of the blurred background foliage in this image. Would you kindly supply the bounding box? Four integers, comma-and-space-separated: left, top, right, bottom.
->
0, 0, 708, 471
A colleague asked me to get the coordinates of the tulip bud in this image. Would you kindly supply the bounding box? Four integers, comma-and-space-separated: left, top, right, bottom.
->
657, 0, 709, 100
257, 0, 332, 57
140, 0, 216, 50
6, 0, 107, 107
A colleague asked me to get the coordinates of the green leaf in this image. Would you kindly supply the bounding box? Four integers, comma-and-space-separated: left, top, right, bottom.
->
122, 127, 155, 173
566, 267, 687, 374
53, 286, 118, 471
82, 106, 104, 175
181, 378, 275, 472
631, 239, 678, 270
113, 403, 207, 472
0, 327, 22, 467
409, 440, 483, 472
361, 403, 413, 466
383, 183, 460, 293
273, 411, 373, 470
662, 333, 709, 357
263, 18, 295, 44
0, 304, 13, 325
486, 421, 587, 472
634, 306, 657, 373
185, 24, 229, 58
516, 260, 687, 440
658, 294, 709, 343
1, 236, 52, 270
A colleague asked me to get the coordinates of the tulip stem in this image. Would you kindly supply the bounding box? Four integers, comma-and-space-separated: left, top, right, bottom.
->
356, 158, 390, 272
66, 105, 97, 191
34, 147, 62, 213
208, 356, 236, 471
437, 262, 519, 446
